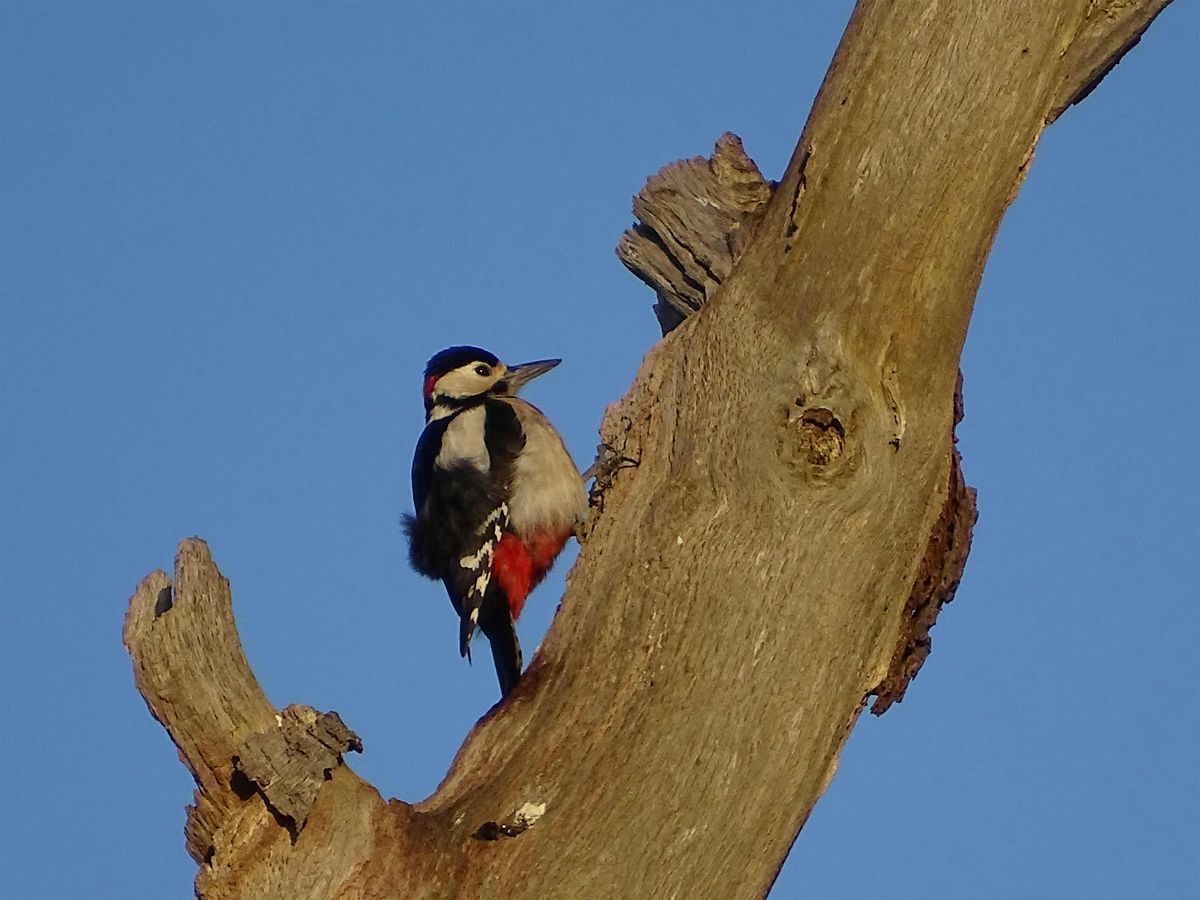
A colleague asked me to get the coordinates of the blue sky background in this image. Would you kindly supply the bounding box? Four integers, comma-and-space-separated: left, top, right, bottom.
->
1, 4, 1196, 899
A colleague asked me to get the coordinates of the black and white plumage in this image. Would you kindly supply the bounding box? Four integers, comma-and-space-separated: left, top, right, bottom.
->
405, 346, 587, 697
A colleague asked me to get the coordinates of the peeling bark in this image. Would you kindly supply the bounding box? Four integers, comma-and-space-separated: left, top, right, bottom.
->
234, 706, 363, 835
870, 374, 978, 715
125, 1, 1172, 896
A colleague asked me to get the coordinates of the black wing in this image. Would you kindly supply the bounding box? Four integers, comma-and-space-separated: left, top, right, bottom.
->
404, 401, 526, 678
405, 415, 502, 581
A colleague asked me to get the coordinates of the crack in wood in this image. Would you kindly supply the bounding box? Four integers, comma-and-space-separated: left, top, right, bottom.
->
784, 146, 812, 247
153, 586, 174, 617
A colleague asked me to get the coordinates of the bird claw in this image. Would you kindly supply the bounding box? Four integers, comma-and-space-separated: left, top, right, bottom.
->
582, 445, 638, 485
578, 445, 639, 532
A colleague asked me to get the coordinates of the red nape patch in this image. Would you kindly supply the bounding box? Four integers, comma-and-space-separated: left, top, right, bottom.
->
423, 374, 440, 399
492, 529, 571, 620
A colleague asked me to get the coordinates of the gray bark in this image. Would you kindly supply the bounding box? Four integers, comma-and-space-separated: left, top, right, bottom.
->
124, 1, 1172, 896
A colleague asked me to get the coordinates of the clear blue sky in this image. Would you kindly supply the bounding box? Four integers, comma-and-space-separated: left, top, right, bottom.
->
1, 4, 1196, 899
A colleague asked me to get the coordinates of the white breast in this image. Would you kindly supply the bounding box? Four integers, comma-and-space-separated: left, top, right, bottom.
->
507, 399, 587, 536
435, 406, 489, 473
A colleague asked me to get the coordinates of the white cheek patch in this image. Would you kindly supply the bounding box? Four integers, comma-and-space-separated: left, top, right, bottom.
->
433, 363, 507, 402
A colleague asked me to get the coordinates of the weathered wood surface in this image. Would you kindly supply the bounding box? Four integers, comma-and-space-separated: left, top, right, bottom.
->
617, 133, 774, 334
125, 1, 1171, 896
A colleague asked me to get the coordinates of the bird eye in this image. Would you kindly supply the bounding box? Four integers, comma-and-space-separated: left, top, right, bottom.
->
474, 365, 491, 376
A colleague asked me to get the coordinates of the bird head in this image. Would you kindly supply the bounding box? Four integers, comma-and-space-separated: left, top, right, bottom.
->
422, 346, 561, 418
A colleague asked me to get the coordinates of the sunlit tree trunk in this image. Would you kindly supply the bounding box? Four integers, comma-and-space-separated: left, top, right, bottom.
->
124, 2, 1171, 896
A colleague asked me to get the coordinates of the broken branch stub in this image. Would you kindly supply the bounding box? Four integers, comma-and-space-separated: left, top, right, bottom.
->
617, 132, 774, 333
234, 705, 363, 834
123, 539, 361, 866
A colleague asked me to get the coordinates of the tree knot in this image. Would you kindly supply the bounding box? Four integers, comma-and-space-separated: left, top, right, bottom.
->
774, 350, 860, 481
792, 405, 845, 466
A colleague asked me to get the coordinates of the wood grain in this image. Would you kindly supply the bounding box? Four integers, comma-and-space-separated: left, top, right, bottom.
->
124, 2, 1172, 896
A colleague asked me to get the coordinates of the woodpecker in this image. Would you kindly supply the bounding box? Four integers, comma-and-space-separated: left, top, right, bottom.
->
404, 346, 587, 697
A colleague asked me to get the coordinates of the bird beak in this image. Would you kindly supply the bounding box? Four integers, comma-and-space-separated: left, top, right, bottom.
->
503, 358, 561, 393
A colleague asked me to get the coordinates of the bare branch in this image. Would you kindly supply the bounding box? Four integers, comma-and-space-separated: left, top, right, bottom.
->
126, 2, 1171, 895
1047, 0, 1173, 124
124, 540, 388, 898
123, 539, 279, 862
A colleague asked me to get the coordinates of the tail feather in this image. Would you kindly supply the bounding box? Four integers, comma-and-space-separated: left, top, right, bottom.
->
459, 608, 475, 660
478, 603, 523, 697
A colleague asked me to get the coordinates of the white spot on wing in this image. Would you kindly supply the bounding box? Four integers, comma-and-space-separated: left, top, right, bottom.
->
472, 571, 490, 596
459, 541, 494, 570
458, 503, 507, 582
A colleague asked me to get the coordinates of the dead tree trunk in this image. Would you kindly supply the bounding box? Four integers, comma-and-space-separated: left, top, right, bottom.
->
124, 2, 1170, 897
